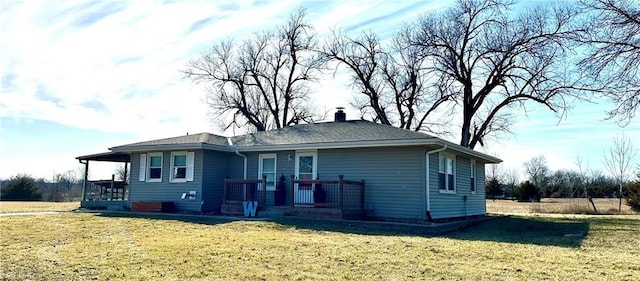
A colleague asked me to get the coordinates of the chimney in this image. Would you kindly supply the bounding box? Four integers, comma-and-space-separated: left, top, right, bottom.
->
334, 107, 346, 122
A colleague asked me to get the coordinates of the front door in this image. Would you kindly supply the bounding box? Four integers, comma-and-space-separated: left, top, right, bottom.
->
295, 151, 317, 205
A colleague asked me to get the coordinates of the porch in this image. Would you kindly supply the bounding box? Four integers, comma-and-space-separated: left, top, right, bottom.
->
84, 177, 128, 202
221, 175, 365, 220
76, 152, 130, 211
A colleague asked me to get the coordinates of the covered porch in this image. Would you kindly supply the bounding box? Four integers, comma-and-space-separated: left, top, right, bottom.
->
76, 152, 130, 211
221, 175, 365, 220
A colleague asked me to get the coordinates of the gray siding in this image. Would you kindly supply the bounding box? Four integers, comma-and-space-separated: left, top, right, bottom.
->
318, 146, 425, 220
201, 150, 234, 212
477, 162, 486, 214
129, 151, 204, 212
235, 146, 487, 220
428, 153, 487, 219
227, 155, 245, 179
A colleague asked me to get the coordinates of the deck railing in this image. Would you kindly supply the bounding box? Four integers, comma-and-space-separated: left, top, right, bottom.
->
84, 179, 128, 201
223, 177, 267, 208
291, 175, 365, 210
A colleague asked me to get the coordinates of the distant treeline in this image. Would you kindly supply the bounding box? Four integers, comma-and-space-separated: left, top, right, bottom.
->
1, 173, 82, 202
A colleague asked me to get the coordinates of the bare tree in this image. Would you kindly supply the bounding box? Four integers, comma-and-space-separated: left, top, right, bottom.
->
578, 0, 640, 126
575, 156, 598, 212
184, 9, 325, 132
114, 165, 129, 183
412, 0, 586, 148
523, 155, 550, 194
603, 134, 638, 211
322, 28, 454, 135
501, 166, 520, 198
52, 170, 79, 201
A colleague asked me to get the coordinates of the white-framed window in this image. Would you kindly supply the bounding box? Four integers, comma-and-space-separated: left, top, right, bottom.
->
258, 154, 277, 191
147, 152, 163, 182
138, 152, 194, 183
438, 153, 456, 193
470, 159, 477, 193
170, 151, 195, 183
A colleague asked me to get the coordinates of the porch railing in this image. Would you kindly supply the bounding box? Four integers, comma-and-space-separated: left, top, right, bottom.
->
291, 175, 365, 210
223, 177, 267, 208
84, 179, 128, 201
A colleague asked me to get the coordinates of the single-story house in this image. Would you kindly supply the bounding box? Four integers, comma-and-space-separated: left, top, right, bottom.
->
77, 109, 501, 221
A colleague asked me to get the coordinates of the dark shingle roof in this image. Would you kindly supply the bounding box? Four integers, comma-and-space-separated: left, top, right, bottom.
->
110, 132, 228, 150
231, 120, 435, 146
105, 120, 500, 163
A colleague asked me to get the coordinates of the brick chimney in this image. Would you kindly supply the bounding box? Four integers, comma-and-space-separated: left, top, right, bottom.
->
334, 107, 346, 122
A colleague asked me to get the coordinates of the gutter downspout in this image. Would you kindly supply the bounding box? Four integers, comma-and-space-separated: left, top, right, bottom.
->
227, 138, 247, 180
425, 143, 447, 222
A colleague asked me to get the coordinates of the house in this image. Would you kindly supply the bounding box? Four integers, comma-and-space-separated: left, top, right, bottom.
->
77, 109, 501, 221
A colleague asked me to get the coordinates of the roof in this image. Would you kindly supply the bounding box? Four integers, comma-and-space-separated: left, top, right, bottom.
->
106, 120, 501, 163
231, 120, 436, 146
76, 151, 131, 162
110, 132, 229, 152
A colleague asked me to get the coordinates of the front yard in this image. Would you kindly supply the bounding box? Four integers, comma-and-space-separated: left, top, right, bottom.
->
0, 201, 79, 213
1, 209, 638, 280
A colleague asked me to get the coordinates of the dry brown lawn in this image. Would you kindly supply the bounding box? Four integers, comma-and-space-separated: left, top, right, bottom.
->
1, 211, 639, 280
0, 201, 79, 213
487, 198, 636, 215
1, 200, 638, 280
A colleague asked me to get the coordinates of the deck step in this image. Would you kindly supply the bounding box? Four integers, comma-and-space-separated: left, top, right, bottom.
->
223, 205, 365, 220
259, 211, 285, 218
220, 204, 244, 215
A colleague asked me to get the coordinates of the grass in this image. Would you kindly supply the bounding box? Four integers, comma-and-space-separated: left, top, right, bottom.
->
487, 198, 636, 215
1, 211, 639, 280
0, 201, 79, 213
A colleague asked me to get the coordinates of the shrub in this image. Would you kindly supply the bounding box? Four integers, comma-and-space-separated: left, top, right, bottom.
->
515, 181, 540, 202
1, 174, 43, 201
626, 181, 640, 212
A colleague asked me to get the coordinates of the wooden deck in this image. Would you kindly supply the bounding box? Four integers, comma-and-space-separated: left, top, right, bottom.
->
221, 176, 366, 220
219, 205, 366, 220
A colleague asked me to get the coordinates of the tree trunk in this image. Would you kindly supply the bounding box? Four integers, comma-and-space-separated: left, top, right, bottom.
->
619, 183, 623, 212
588, 196, 598, 214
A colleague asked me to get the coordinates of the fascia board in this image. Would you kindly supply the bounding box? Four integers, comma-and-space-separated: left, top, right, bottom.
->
436, 139, 502, 164
109, 143, 233, 153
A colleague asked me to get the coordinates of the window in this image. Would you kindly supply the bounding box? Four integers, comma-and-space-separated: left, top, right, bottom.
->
138, 152, 194, 183
470, 160, 476, 193
148, 153, 163, 182
170, 151, 195, 182
258, 154, 277, 191
171, 152, 187, 181
438, 153, 455, 193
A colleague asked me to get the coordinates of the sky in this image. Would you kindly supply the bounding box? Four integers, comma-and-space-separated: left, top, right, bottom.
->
0, 0, 638, 182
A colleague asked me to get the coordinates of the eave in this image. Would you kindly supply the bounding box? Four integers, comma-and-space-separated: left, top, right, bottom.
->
106, 137, 502, 164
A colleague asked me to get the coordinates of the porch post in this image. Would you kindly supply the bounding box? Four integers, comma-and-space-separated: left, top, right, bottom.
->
291, 175, 295, 207
110, 174, 115, 201
123, 162, 128, 200
81, 160, 89, 201
123, 162, 128, 183
338, 175, 344, 210
261, 175, 267, 208
223, 177, 228, 205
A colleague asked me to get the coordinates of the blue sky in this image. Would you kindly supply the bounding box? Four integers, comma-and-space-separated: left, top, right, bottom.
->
0, 0, 637, 181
